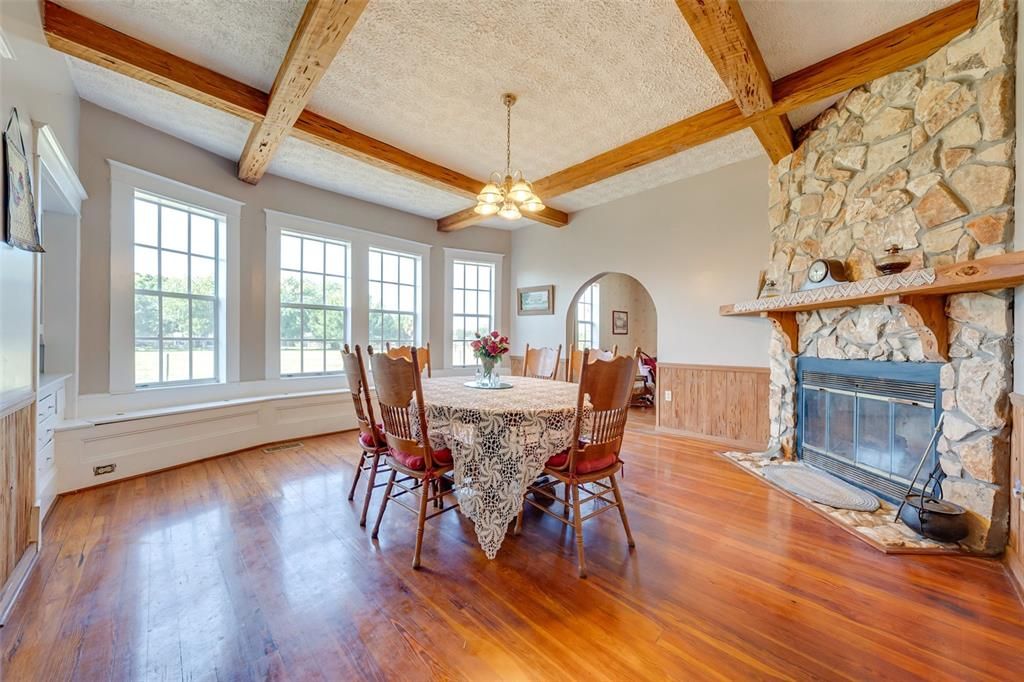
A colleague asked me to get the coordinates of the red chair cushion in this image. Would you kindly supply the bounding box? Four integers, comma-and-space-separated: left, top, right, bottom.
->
359, 425, 385, 450
389, 447, 452, 471
546, 443, 617, 474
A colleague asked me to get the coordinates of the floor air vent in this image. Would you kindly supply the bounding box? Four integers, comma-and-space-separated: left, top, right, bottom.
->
263, 441, 304, 453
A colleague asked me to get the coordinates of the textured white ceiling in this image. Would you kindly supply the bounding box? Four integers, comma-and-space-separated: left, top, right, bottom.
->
310, 0, 730, 181
69, 59, 251, 159
61, 0, 957, 228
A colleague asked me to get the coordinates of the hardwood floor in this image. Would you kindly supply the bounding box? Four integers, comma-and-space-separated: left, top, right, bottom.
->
2, 418, 1022, 680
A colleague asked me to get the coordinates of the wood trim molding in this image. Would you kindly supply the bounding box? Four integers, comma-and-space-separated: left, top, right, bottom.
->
656, 362, 769, 373
656, 425, 766, 453
237, 0, 368, 183
1009, 392, 1024, 603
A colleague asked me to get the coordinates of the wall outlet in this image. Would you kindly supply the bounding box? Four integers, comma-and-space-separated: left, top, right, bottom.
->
93, 463, 116, 476
664, 390, 672, 402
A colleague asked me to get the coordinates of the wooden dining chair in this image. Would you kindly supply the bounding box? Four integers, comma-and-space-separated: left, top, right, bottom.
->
368, 346, 457, 569
516, 348, 640, 578
385, 342, 432, 377
341, 345, 390, 526
522, 343, 562, 380
566, 345, 618, 383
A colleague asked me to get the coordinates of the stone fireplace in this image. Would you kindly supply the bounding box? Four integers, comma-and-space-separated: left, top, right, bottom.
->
764, 0, 1016, 554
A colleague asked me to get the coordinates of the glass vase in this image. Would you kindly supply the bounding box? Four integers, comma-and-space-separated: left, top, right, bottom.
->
480, 357, 501, 387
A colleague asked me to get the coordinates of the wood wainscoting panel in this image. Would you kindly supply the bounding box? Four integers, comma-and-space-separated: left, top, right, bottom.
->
658, 363, 770, 450
1009, 394, 1024, 598
0, 401, 37, 607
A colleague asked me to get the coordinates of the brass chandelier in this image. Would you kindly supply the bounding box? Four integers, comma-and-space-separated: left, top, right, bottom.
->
474, 93, 545, 220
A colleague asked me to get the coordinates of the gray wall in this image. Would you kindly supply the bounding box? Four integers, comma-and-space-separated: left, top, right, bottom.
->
510, 156, 771, 366
78, 102, 512, 394
0, 0, 80, 408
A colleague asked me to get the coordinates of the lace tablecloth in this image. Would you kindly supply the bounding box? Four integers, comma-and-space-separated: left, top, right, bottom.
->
421, 375, 587, 558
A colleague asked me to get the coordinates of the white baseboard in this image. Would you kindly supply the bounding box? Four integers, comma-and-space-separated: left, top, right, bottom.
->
55, 391, 357, 492
38, 465, 58, 521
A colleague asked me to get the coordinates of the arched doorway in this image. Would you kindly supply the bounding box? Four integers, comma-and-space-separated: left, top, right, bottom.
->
566, 273, 658, 426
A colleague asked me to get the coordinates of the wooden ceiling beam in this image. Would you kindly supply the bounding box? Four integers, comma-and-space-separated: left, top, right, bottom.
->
532, 101, 749, 199
42, 0, 267, 122
42, 0, 482, 201
675, 0, 773, 116
768, 0, 980, 114
237, 0, 368, 184
749, 115, 795, 164
675, 0, 793, 162
525, 0, 978, 202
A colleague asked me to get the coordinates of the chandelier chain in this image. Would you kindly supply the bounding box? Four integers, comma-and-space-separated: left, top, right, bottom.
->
505, 97, 512, 175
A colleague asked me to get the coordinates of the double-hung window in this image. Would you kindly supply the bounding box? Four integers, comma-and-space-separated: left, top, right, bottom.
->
279, 231, 350, 376
443, 249, 503, 369
451, 261, 495, 366
110, 161, 241, 396
132, 191, 224, 387
576, 282, 600, 350
265, 210, 431, 382
368, 248, 421, 349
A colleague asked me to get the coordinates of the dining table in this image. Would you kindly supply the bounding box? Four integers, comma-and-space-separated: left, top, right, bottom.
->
420, 374, 589, 558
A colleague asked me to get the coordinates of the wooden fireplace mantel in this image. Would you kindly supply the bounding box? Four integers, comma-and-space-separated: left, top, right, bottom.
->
720, 252, 1024, 360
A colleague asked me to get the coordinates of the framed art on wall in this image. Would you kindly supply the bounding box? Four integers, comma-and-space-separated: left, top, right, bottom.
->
612, 310, 628, 335
517, 285, 554, 315
3, 108, 43, 252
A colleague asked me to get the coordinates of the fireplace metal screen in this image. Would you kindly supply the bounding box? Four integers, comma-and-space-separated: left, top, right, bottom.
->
796, 358, 942, 502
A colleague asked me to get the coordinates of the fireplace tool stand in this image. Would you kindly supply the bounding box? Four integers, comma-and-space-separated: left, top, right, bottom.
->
893, 414, 969, 543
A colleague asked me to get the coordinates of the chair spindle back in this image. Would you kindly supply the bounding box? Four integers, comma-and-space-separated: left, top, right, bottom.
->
565, 348, 640, 474
566, 345, 618, 382
523, 343, 562, 380
385, 342, 432, 377
341, 344, 382, 448
368, 346, 438, 469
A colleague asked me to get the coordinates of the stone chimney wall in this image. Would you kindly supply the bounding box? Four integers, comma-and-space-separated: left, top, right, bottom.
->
765, 0, 1016, 553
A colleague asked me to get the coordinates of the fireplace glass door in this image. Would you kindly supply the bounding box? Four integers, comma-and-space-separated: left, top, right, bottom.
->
797, 359, 940, 501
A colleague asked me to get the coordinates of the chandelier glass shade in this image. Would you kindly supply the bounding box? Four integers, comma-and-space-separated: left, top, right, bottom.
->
474, 94, 545, 220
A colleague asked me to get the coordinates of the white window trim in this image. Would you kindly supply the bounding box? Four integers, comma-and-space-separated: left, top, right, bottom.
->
443, 248, 504, 370
265, 209, 431, 381
108, 160, 243, 394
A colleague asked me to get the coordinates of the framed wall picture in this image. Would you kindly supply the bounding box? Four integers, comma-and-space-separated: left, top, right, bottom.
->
3, 108, 43, 252
517, 285, 554, 315
612, 310, 628, 335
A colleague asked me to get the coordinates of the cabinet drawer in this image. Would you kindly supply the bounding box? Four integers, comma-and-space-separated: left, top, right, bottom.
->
37, 391, 57, 421
38, 439, 55, 476
38, 413, 57, 450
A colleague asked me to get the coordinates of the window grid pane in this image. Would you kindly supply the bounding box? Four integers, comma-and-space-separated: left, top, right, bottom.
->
280, 230, 350, 376
575, 282, 599, 351
369, 248, 420, 350
451, 260, 495, 367
133, 192, 224, 388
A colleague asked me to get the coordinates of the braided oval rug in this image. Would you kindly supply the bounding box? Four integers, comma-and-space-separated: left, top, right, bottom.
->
762, 463, 880, 512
